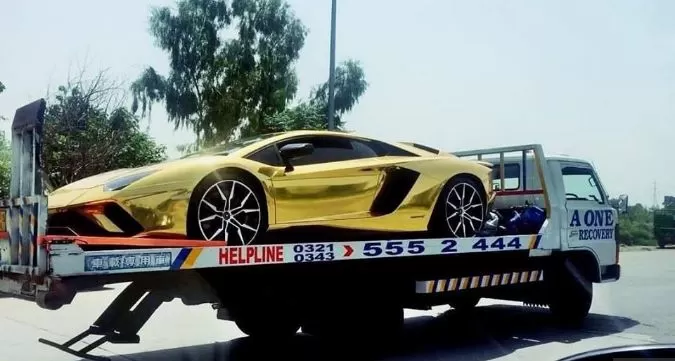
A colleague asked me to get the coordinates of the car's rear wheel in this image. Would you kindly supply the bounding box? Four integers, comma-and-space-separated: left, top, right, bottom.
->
187, 170, 268, 245
431, 176, 486, 238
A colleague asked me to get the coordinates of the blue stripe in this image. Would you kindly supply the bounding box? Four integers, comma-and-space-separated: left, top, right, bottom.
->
171, 248, 191, 270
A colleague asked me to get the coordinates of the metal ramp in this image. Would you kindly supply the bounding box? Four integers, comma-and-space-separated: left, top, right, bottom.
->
0, 98, 49, 297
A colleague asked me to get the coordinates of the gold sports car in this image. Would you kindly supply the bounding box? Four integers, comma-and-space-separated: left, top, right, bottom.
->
47, 130, 494, 245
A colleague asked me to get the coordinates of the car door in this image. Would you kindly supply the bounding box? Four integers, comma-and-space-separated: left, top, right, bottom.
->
269, 135, 390, 224
561, 161, 617, 266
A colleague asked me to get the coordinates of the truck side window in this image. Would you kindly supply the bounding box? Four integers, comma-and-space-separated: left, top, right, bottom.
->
491, 163, 520, 190
561, 166, 605, 204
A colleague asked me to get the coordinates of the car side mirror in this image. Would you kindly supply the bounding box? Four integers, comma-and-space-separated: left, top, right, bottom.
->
279, 143, 314, 172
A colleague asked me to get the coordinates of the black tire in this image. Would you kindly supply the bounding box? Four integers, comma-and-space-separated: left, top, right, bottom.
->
547, 260, 593, 325
448, 295, 481, 312
232, 307, 300, 339
430, 176, 487, 238
301, 303, 404, 342
187, 170, 268, 245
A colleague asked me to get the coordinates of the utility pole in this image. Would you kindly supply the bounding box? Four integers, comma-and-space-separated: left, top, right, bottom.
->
327, 0, 337, 131
654, 180, 658, 209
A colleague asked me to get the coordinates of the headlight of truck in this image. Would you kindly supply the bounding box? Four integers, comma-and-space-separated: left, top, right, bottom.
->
103, 169, 157, 192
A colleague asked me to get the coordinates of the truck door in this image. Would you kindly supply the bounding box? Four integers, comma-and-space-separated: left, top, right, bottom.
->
560, 161, 617, 266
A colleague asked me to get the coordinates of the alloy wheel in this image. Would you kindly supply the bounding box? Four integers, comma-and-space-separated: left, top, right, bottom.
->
444, 182, 484, 237
197, 180, 261, 245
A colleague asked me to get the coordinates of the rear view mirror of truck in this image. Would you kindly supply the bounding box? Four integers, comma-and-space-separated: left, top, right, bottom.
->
610, 194, 629, 214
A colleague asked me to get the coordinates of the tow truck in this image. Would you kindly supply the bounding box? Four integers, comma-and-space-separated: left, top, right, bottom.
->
0, 99, 624, 361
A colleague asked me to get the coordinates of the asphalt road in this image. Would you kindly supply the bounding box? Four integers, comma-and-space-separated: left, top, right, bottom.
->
2, 248, 673, 361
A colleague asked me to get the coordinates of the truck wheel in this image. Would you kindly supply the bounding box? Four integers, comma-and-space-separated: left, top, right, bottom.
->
302, 303, 404, 341
233, 307, 300, 339
448, 295, 481, 312
547, 260, 593, 325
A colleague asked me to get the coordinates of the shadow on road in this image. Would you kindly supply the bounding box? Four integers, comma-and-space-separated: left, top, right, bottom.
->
86, 305, 640, 361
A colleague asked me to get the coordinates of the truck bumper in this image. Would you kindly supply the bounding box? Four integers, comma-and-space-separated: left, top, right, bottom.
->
601, 264, 621, 282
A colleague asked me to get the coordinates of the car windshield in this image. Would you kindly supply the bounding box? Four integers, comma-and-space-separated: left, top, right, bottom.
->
182, 133, 280, 158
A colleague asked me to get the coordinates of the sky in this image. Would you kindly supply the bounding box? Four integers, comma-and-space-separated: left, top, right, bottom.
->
1, 0, 674, 207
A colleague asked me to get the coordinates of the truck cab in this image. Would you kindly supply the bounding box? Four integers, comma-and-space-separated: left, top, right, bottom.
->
480, 153, 622, 282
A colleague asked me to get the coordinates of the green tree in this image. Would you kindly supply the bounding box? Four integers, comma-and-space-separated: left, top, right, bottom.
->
256, 59, 368, 134
131, 0, 306, 146
617, 203, 655, 246
132, 0, 368, 152
44, 71, 167, 188
0, 131, 10, 199
0, 81, 9, 197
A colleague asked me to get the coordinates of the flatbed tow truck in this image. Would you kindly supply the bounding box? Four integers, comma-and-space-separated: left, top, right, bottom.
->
0, 99, 623, 361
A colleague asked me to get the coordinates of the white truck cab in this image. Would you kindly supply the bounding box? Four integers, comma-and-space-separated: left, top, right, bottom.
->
480, 153, 622, 282
421, 145, 624, 325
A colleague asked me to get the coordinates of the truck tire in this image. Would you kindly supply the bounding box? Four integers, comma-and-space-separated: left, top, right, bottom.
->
448, 295, 481, 312
547, 260, 593, 325
302, 303, 404, 342
232, 307, 300, 339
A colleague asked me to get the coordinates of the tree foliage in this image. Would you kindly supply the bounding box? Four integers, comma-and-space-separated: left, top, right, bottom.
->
132, 0, 306, 145
0, 81, 8, 197
43, 71, 167, 188
132, 0, 368, 152
0, 131, 10, 199
617, 203, 654, 246
254, 59, 368, 135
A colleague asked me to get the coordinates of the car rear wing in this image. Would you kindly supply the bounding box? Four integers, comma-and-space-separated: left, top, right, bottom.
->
452, 144, 552, 212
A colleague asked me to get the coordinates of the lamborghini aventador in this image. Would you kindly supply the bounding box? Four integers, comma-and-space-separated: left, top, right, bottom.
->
46, 130, 494, 245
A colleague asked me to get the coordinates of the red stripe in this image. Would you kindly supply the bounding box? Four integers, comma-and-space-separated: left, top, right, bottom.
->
495, 190, 544, 196
40, 235, 222, 248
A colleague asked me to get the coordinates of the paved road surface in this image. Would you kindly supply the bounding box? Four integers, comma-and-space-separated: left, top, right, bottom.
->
2, 248, 673, 361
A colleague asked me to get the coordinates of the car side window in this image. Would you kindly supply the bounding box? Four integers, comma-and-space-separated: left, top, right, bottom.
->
247, 145, 283, 166
561, 166, 605, 204
278, 135, 380, 166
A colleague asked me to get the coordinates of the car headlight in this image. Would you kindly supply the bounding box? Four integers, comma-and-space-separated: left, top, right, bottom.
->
103, 169, 157, 192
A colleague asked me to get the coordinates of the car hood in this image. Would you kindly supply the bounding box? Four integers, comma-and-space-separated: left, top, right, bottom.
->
48, 155, 228, 209
56, 162, 158, 192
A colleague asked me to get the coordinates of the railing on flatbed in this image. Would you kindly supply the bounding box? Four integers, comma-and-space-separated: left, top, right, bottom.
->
452, 144, 552, 213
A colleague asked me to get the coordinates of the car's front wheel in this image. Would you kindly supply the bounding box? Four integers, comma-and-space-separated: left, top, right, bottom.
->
187, 170, 268, 245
